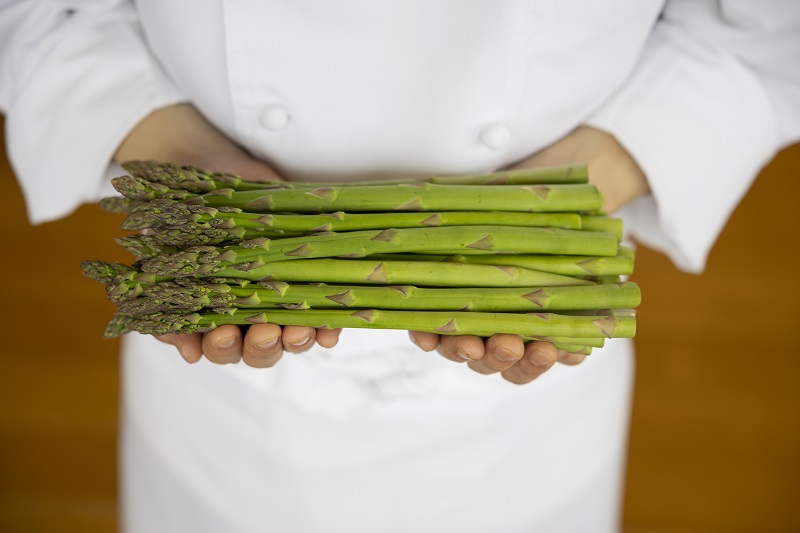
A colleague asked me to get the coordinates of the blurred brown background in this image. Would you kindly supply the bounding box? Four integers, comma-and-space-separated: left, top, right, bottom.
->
0, 115, 798, 532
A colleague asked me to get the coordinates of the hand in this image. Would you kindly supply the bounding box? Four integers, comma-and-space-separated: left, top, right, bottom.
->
409, 332, 586, 385
115, 103, 342, 367
409, 126, 650, 384
513, 125, 650, 214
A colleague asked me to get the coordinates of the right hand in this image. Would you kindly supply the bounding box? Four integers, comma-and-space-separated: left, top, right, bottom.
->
114, 103, 342, 367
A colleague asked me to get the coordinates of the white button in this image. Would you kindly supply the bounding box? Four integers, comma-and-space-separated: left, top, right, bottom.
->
479, 123, 510, 150
260, 104, 290, 130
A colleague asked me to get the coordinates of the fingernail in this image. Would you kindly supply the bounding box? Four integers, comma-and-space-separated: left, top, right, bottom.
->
456, 348, 472, 361
286, 334, 310, 347
216, 336, 237, 349
255, 337, 279, 350
531, 348, 553, 366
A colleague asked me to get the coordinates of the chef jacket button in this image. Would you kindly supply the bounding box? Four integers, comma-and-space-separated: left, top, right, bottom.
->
260, 104, 290, 130
479, 123, 510, 150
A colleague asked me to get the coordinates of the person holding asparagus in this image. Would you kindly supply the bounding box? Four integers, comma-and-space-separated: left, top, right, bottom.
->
2, 1, 798, 532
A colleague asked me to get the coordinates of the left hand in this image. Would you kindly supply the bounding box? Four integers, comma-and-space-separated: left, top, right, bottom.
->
409, 125, 650, 384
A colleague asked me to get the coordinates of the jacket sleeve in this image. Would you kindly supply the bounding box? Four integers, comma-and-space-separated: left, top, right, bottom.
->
0, 0, 186, 224
585, 0, 800, 273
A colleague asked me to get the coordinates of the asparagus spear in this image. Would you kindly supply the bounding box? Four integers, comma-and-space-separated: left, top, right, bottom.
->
97, 196, 148, 214
115, 235, 180, 259
370, 246, 635, 276
121, 203, 584, 235
235, 182, 602, 213
105, 307, 635, 339
101, 310, 605, 353
551, 344, 593, 355
513, 335, 605, 348
121, 160, 589, 193
81, 260, 138, 284
139, 226, 619, 276
118, 279, 640, 313
579, 215, 623, 241
111, 175, 603, 213
85, 258, 594, 307
120, 204, 587, 248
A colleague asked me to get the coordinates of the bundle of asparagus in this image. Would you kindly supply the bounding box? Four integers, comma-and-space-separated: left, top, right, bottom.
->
83, 161, 640, 354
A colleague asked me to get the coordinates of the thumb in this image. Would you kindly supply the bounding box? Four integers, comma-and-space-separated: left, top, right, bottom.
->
156, 333, 204, 363
211, 156, 284, 183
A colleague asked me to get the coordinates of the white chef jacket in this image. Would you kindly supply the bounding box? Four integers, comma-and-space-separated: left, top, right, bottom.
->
2, 2, 799, 532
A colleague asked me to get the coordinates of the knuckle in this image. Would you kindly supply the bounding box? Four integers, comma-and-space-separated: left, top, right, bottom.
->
467, 360, 497, 375
514, 358, 549, 381
492, 346, 523, 364
435, 341, 463, 362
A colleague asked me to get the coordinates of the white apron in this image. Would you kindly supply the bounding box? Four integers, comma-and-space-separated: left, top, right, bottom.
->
121, 331, 634, 533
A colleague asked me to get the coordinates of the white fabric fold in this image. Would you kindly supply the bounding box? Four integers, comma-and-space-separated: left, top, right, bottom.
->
0, 1, 186, 224
587, 0, 800, 272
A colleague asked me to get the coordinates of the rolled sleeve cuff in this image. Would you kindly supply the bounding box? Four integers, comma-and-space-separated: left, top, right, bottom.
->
586, 24, 778, 273
5, 7, 186, 224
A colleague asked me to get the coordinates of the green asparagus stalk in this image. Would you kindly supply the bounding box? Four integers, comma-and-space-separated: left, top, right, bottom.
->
88, 258, 594, 306
81, 260, 173, 302
121, 160, 589, 193
111, 175, 603, 213
104, 307, 635, 339
97, 196, 148, 214
115, 235, 180, 258
103, 302, 605, 352
120, 204, 587, 248
110, 300, 603, 353
81, 260, 138, 284
139, 226, 619, 276
519, 336, 605, 348
121, 202, 584, 235
370, 246, 635, 277
579, 215, 624, 241
551, 344, 593, 355
119, 279, 640, 314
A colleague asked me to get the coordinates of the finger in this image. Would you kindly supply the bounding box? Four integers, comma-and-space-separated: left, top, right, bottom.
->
409, 331, 439, 352
437, 335, 485, 364
242, 323, 284, 368
202, 324, 244, 365
558, 350, 587, 366
281, 325, 316, 353
467, 334, 524, 375
314, 328, 342, 349
500, 341, 558, 385
157, 333, 203, 364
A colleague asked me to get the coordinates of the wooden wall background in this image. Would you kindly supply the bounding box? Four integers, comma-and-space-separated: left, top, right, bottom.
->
0, 115, 798, 532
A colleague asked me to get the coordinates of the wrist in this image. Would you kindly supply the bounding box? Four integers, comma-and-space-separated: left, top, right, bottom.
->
512, 125, 650, 213
584, 127, 650, 213
114, 103, 281, 181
